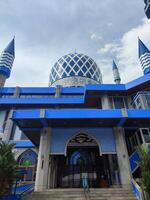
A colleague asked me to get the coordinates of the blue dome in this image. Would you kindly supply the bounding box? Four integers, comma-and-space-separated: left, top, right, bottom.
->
49, 53, 102, 87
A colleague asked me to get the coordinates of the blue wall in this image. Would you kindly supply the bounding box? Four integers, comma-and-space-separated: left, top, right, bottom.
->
50, 128, 116, 154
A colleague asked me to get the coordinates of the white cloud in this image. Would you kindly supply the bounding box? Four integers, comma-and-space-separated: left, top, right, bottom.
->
97, 42, 119, 54
98, 18, 150, 83
97, 58, 114, 84
107, 22, 113, 27
90, 33, 102, 41
0, 1, 147, 86
118, 18, 150, 83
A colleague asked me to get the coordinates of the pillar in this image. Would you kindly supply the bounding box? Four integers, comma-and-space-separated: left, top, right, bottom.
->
101, 94, 110, 109
108, 154, 115, 185
114, 127, 132, 188
35, 128, 51, 191
55, 85, 61, 98
0, 74, 6, 87
2, 87, 20, 141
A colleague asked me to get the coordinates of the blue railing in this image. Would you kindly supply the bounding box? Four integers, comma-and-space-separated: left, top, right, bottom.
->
131, 179, 144, 200
129, 144, 150, 174
11, 183, 34, 195
3, 184, 34, 200
129, 150, 140, 174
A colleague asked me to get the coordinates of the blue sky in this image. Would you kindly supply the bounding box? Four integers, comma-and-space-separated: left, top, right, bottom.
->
0, 0, 150, 86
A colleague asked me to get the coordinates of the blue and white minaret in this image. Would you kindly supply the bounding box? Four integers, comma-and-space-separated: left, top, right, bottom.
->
0, 38, 15, 87
138, 38, 150, 75
112, 60, 121, 84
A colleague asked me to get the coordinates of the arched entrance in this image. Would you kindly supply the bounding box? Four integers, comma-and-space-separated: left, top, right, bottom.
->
17, 149, 37, 182
56, 133, 115, 188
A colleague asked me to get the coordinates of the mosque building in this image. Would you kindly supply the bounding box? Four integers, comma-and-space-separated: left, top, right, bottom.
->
0, 37, 150, 191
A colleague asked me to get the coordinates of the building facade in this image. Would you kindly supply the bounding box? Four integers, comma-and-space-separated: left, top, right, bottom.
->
0, 38, 150, 191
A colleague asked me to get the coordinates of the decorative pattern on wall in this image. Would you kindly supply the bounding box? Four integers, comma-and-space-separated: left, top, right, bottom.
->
68, 133, 97, 146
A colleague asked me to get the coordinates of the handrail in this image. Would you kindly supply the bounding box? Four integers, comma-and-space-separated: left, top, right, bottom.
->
131, 179, 144, 200
11, 184, 34, 196
82, 177, 90, 200
20, 184, 34, 195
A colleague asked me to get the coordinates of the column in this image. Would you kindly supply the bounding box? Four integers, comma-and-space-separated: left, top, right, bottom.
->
35, 128, 51, 191
101, 94, 110, 109
0, 74, 6, 87
2, 87, 20, 141
48, 156, 54, 188
108, 154, 115, 185
114, 127, 132, 188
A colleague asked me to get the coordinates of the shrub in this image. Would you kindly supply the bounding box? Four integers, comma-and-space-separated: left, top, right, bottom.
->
137, 144, 150, 198
0, 142, 17, 198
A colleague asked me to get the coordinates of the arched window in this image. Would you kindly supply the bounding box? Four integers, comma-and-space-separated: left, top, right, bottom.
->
17, 149, 37, 182
18, 149, 37, 166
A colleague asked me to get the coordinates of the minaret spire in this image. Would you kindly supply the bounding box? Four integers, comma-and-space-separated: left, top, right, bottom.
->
138, 38, 150, 75
0, 37, 15, 87
112, 60, 121, 84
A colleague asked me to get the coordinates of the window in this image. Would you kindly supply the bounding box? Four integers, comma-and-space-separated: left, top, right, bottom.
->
114, 97, 124, 109
145, 95, 150, 108
109, 96, 129, 109
141, 129, 150, 143
136, 130, 143, 144
110, 97, 125, 109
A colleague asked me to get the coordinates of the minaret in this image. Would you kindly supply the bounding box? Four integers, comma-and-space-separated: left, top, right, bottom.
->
138, 38, 150, 75
0, 38, 15, 87
112, 60, 121, 84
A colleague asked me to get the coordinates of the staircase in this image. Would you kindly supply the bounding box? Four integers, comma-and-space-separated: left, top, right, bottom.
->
23, 188, 137, 200
89, 188, 137, 200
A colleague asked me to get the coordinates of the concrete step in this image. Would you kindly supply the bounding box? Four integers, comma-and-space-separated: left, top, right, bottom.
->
23, 188, 137, 200
91, 198, 137, 200
90, 193, 135, 197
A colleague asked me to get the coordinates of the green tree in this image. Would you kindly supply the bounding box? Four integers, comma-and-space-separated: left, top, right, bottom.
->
137, 144, 150, 198
0, 142, 17, 198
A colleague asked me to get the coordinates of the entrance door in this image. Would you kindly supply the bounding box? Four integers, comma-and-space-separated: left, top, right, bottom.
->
57, 147, 110, 188
55, 133, 119, 188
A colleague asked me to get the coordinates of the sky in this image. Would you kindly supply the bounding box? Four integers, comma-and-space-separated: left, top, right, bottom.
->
0, 0, 150, 87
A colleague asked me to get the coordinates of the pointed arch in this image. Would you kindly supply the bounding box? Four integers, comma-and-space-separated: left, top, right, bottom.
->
64, 131, 102, 156
17, 149, 37, 166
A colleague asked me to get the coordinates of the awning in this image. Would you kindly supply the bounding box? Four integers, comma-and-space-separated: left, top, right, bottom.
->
12, 109, 150, 145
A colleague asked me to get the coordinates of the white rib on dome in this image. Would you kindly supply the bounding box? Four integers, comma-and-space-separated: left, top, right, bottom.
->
49, 53, 102, 87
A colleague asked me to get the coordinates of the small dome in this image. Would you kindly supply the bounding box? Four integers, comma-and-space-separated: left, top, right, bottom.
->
49, 53, 102, 87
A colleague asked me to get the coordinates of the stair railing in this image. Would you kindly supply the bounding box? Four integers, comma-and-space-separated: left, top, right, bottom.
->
131, 179, 144, 200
